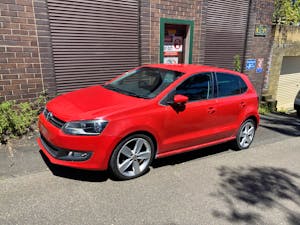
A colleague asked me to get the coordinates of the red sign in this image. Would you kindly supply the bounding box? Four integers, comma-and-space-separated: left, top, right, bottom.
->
164, 52, 179, 57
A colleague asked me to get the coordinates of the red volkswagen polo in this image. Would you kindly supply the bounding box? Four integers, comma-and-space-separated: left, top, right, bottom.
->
38, 64, 259, 180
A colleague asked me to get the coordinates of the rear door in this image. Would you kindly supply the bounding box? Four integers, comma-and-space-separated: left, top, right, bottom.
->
214, 72, 248, 138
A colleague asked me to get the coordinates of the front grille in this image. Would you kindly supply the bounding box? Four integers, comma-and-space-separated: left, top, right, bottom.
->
43, 109, 65, 128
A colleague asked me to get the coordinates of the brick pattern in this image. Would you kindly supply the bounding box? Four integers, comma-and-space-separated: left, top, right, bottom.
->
140, 0, 203, 65
0, 0, 44, 102
244, 0, 275, 96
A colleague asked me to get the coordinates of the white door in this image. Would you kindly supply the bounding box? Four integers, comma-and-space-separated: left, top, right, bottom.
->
276, 56, 300, 111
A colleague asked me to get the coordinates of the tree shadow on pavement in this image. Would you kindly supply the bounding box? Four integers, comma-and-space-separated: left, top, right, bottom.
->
260, 114, 300, 137
212, 166, 300, 224
152, 142, 232, 168
39, 150, 109, 182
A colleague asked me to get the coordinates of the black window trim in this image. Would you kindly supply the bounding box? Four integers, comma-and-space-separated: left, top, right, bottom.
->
160, 72, 215, 106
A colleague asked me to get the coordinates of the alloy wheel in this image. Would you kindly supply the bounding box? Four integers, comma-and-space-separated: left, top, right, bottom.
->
238, 121, 255, 149
116, 137, 152, 178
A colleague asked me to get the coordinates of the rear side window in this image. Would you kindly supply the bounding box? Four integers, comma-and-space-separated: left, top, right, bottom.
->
216, 73, 248, 97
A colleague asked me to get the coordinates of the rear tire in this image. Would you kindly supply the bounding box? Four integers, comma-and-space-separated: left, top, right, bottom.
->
232, 119, 256, 150
297, 109, 300, 118
109, 134, 155, 180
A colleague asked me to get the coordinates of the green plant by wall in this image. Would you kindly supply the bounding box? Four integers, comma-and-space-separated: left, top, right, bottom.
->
273, 0, 300, 25
0, 101, 37, 143
0, 92, 48, 144
259, 104, 271, 115
233, 54, 241, 72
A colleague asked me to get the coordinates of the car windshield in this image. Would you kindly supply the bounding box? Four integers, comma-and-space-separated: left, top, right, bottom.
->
103, 67, 183, 99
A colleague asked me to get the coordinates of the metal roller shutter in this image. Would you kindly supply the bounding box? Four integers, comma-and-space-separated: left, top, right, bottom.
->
204, 0, 250, 70
47, 0, 139, 94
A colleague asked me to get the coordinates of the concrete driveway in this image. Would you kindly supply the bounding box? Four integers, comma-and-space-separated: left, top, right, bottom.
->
0, 113, 300, 225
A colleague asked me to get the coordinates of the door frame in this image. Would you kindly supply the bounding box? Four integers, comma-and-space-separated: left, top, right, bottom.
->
159, 18, 194, 64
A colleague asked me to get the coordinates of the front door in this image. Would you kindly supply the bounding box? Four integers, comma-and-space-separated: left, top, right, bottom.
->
160, 73, 219, 152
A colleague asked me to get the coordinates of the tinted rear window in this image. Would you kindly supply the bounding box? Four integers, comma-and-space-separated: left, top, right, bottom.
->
216, 73, 248, 97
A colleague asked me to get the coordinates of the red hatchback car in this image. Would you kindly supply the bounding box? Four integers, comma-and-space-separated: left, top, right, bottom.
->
38, 64, 259, 180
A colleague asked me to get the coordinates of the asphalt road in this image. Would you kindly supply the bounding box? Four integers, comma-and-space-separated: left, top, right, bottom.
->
0, 113, 300, 225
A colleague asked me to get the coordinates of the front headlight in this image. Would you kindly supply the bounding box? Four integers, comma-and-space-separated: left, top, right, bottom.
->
62, 119, 108, 136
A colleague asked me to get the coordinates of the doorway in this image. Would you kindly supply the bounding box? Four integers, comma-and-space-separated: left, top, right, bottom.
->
160, 18, 194, 64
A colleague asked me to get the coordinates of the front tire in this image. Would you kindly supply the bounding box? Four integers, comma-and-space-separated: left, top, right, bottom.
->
232, 119, 256, 150
109, 134, 155, 180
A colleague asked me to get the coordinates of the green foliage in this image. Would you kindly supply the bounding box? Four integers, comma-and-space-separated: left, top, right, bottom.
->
273, 0, 300, 25
233, 54, 241, 72
0, 93, 48, 143
259, 104, 271, 115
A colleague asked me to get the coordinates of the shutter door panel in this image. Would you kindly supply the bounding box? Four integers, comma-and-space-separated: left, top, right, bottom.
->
47, 0, 139, 94
276, 73, 300, 110
204, 0, 249, 70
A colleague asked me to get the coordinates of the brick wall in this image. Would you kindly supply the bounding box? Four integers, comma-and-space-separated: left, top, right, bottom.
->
140, 0, 204, 65
0, 0, 44, 102
244, 0, 275, 96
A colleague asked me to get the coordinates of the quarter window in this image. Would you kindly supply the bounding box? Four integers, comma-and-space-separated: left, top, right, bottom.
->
216, 73, 248, 97
176, 73, 213, 101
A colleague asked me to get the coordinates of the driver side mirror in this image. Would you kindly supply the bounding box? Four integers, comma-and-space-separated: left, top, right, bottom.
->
173, 94, 188, 104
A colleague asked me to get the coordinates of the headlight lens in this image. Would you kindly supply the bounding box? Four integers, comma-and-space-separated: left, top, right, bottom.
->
62, 119, 108, 136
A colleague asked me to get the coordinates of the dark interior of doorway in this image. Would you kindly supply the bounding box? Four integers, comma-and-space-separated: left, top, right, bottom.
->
164, 24, 188, 64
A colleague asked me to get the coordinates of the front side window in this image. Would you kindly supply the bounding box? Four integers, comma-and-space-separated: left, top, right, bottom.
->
104, 67, 183, 99
175, 73, 213, 101
216, 73, 248, 97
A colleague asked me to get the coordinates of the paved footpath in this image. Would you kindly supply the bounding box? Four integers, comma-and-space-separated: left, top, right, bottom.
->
0, 113, 300, 225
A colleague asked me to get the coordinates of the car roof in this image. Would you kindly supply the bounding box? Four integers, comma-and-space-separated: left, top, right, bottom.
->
144, 64, 243, 75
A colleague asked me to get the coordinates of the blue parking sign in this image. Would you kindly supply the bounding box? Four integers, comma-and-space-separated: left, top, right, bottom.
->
246, 59, 256, 71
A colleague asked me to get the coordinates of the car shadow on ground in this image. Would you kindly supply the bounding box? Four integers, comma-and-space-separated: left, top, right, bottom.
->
39, 150, 109, 182
211, 166, 300, 225
260, 113, 300, 137
152, 142, 232, 168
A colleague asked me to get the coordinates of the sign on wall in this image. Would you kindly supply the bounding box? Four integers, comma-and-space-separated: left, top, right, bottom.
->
255, 25, 267, 36
246, 59, 256, 71
164, 57, 178, 64
164, 36, 183, 52
256, 58, 264, 73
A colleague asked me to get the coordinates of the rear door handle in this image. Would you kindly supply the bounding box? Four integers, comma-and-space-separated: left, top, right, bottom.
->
240, 102, 246, 108
208, 107, 216, 114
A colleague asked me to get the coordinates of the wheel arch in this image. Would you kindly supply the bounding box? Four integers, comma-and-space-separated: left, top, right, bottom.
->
108, 130, 159, 165
245, 115, 259, 129
121, 130, 158, 157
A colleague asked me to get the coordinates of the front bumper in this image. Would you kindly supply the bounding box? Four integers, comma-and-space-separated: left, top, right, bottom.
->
37, 113, 120, 170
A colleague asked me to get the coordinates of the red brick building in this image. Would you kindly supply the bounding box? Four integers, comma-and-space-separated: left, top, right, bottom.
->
0, 0, 274, 102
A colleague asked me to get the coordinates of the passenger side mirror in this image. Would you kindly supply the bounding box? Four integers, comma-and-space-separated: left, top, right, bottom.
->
173, 94, 188, 104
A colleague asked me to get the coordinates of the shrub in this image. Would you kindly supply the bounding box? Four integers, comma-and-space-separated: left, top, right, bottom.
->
233, 54, 241, 72
0, 93, 47, 143
273, 0, 300, 25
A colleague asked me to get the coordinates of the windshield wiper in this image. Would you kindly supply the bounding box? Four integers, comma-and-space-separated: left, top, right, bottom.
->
103, 84, 149, 99
120, 89, 150, 99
